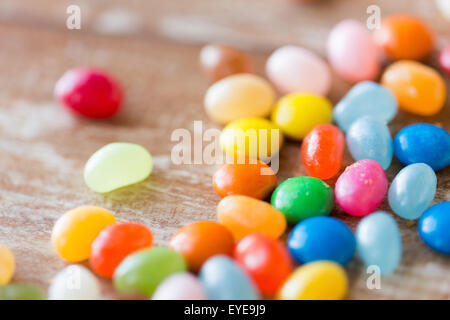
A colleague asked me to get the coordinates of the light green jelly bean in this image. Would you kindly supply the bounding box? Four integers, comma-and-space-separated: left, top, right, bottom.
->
0, 283, 46, 300
84, 142, 153, 193
113, 247, 186, 298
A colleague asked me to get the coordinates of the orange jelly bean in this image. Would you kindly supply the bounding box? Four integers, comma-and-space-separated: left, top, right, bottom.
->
217, 195, 287, 240
301, 124, 345, 180
375, 14, 434, 61
381, 60, 446, 116
169, 221, 235, 272
212, 160, 277, 200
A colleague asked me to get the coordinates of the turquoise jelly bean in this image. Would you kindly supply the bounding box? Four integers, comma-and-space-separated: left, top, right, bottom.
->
333, 81, 397, 132
346, 116, 393, 170
356, 211, 402, 275
418, 202, 450, 255
388, 163, 437, 220
199, 255, 260, 300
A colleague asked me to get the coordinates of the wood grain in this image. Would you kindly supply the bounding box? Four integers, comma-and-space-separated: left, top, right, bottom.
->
0, 0, 448, 300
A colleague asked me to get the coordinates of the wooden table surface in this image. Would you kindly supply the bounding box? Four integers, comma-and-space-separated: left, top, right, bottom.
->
0, 0, 449, 300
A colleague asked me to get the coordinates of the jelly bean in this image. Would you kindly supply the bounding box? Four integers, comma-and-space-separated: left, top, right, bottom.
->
356, 211, 402, 275
234, 233, 293, 295
169, 221, 235, 272
346, 116, 393, 170
436, 0, 450, 21
327, 20, 380, 82
90, 222, 153, 278
271, 177, 333, 224
84, 142, 153, 193
0, 284, 46, 300
0, 243, 15, 285
388, 163, 437, 220
288, 216, 356, 265
152, 273, 208, 300
335, 159, 388, 216
199, 255, 260, 300
217, 195, 286, 240
333, 81, 397, 132
48, 265, 100, 300
54, 67, 123, 118
212, 159, 276, 199
374, 14, 434, 61
393, 123, 450, 171
220, 117, 283, 160
52, 206, 116, 262
301, 124, 344, 180
200, 44, 254, 82
277, 261, 348, 300
439, 44, 450, 76
381, 61, 446, 116
266, 45, 331, 96
271, 93, 332, 140
114, 247, 186, 297
418, 202, 450, 255
204, 74, 275, 124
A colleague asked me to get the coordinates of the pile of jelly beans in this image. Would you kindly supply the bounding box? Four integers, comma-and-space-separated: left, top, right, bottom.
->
1, 13, 450, 300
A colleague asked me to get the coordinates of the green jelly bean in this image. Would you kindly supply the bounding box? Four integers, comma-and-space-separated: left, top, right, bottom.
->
84, 142, 153, 193
113, 247, 186, 297
271, 176, 334, 224
0, 283, 46, 300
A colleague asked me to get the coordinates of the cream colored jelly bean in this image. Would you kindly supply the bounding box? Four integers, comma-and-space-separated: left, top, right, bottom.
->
204, 74, 276, 124
84, 142, 153, 193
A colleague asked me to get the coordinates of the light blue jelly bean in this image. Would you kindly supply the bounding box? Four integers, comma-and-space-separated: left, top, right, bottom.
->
356, 211, 402, 275
334, 81, 397, 132
394, 123, 450, 171
199, 255, 260, 300
346, 116, 393, 170
418, 202, 450, 255
388, 163, 437, 220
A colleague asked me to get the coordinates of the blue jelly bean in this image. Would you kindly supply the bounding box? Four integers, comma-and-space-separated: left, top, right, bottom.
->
418, 202, 450, 255
199, 255, 260, 300
356, 211, 402, 275
388, 163, 436, 220
346, 116, 393, 170
394, 123, 450, 171
287, 216, 356, 265
334, 81, 397, 132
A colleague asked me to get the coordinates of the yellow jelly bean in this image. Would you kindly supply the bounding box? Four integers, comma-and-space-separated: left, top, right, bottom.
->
204, 74, 276, 124
220, 117, 283, 161
271, 93, 333, 140
277, 261, 348, 300
217, 195, 287, 240
51, 206, 116, 262
0, 243, 15, 285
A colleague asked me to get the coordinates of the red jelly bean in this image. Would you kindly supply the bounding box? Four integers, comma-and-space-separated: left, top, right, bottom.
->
439, 44, 450, 76
54, 68, 123, 118
233, 233, 293, 296
90, 222, 153, 278
301, 124, 345, 180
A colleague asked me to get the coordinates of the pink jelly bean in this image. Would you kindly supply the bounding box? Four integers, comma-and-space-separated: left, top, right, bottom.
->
335, 159, 388, 216
152, 273, 208, 300
266, 45, 331, 96
327, 20, 380, 83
